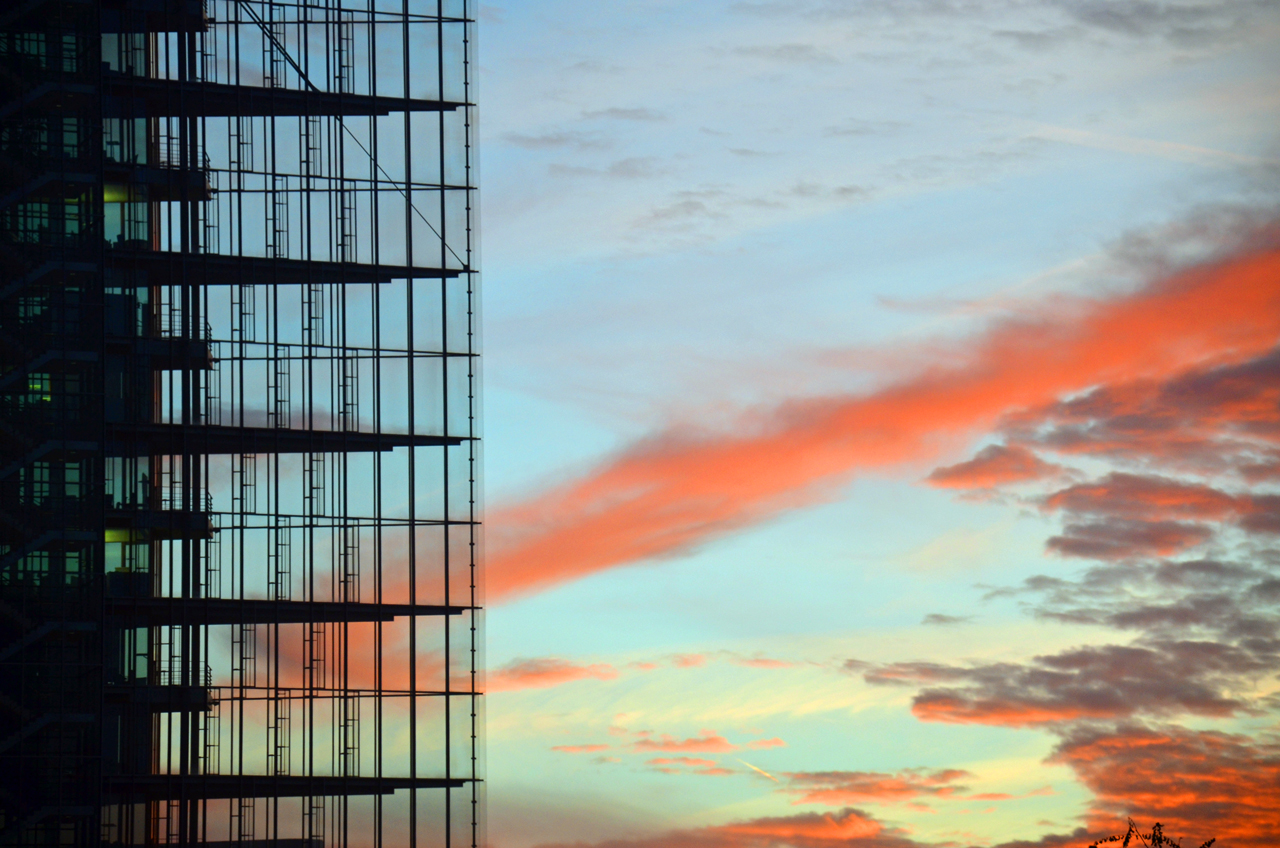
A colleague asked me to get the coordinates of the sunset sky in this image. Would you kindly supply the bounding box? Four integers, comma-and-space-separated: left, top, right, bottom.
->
472, 2, 1280, 847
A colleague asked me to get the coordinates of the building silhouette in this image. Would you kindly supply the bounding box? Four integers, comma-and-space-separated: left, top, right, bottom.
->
0, 2, 481, 846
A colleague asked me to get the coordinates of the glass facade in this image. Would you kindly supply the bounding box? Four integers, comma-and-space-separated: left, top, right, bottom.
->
0, 2, 481, 846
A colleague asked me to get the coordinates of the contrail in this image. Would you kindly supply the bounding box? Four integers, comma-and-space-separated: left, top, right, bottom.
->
736, 758, 779, 782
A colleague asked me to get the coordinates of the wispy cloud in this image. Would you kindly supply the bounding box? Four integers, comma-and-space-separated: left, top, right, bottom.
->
553, 744, 612, 754
672, 653, 708, 668
782, 768, 970, 806
748, 737, 787, 749
583, 107, 666, 121
550, 157, 666, 180
647, 756, 718, 767
502, 130, 612, 151
488, 657, 618, 692
633, 730, 738, 754
732, 43, 839, 65
1028, 123, 1277, 168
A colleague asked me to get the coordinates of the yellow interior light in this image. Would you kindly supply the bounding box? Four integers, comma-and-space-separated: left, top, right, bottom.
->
103, 184, 141, 203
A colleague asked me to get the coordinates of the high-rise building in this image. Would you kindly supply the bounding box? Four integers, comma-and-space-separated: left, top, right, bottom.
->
0, 2, 481, 846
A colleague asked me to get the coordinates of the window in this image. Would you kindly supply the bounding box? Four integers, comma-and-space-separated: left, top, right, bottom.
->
4, 202, 50, 244
19, 462, 51, 505
0, 33, 48, 68
64, 461, 82, 499
60, 34, 79, 74
62, 117, 81, 158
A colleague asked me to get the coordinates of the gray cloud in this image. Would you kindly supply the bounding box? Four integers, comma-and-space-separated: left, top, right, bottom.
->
549, 157, 665, 180
732, 43, 839, 64
822, 119, 907, 138
1052, 0, 1276, 46
730, 0, 1279, 49
1003, 346, 1280, 476
921, 613, 972, 626
852, 640, 1272, 726
634, 199, 726, 229
1046, 519, 1215, 560
582, 108, 666, 121
503, 131, 612, 151
991, 28, 1081, 50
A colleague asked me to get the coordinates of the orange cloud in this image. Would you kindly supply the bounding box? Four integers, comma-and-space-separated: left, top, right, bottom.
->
552, 744, 611, 754
488, 243, 1280, 602
1053, 725, 1280, 848
633, 730, 738, 754
1042, 473, 1241, 520
783, 769, 970, 806
748, 737, 786, 749
965, 785, 1054, 801
698, 810, 889, 843
487, 657, 618, 692
1038, 472, 1280, 544
262, 622, 458, 694
1032, 472, 1269, 559
647, 757, 718, 767
732, 655, 797, 669
927, 444, 1061, 489
672, 654, 708, 668
531, 807, 940, 848
525, 799, 1120, 848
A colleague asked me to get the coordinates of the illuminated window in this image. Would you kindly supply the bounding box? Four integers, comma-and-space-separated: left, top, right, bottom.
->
27, 372, 51, 402
16, 295, 44, 322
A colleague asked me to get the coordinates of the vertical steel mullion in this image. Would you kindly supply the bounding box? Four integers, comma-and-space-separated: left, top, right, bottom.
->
299, 5, 319, 822
185, 24, 207, 844
367, 3, 385, 846
267, 3, 284, 835
172, 25, 197, 848
335, 6, 357, 843
435, 6, 453, 848
461, 4, 481, 845
197, 14, 216, 835
400, 1, 419, 843
230, 6, 251, 843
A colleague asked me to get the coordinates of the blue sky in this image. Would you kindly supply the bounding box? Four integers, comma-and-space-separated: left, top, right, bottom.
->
471, 3, 1280, 847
